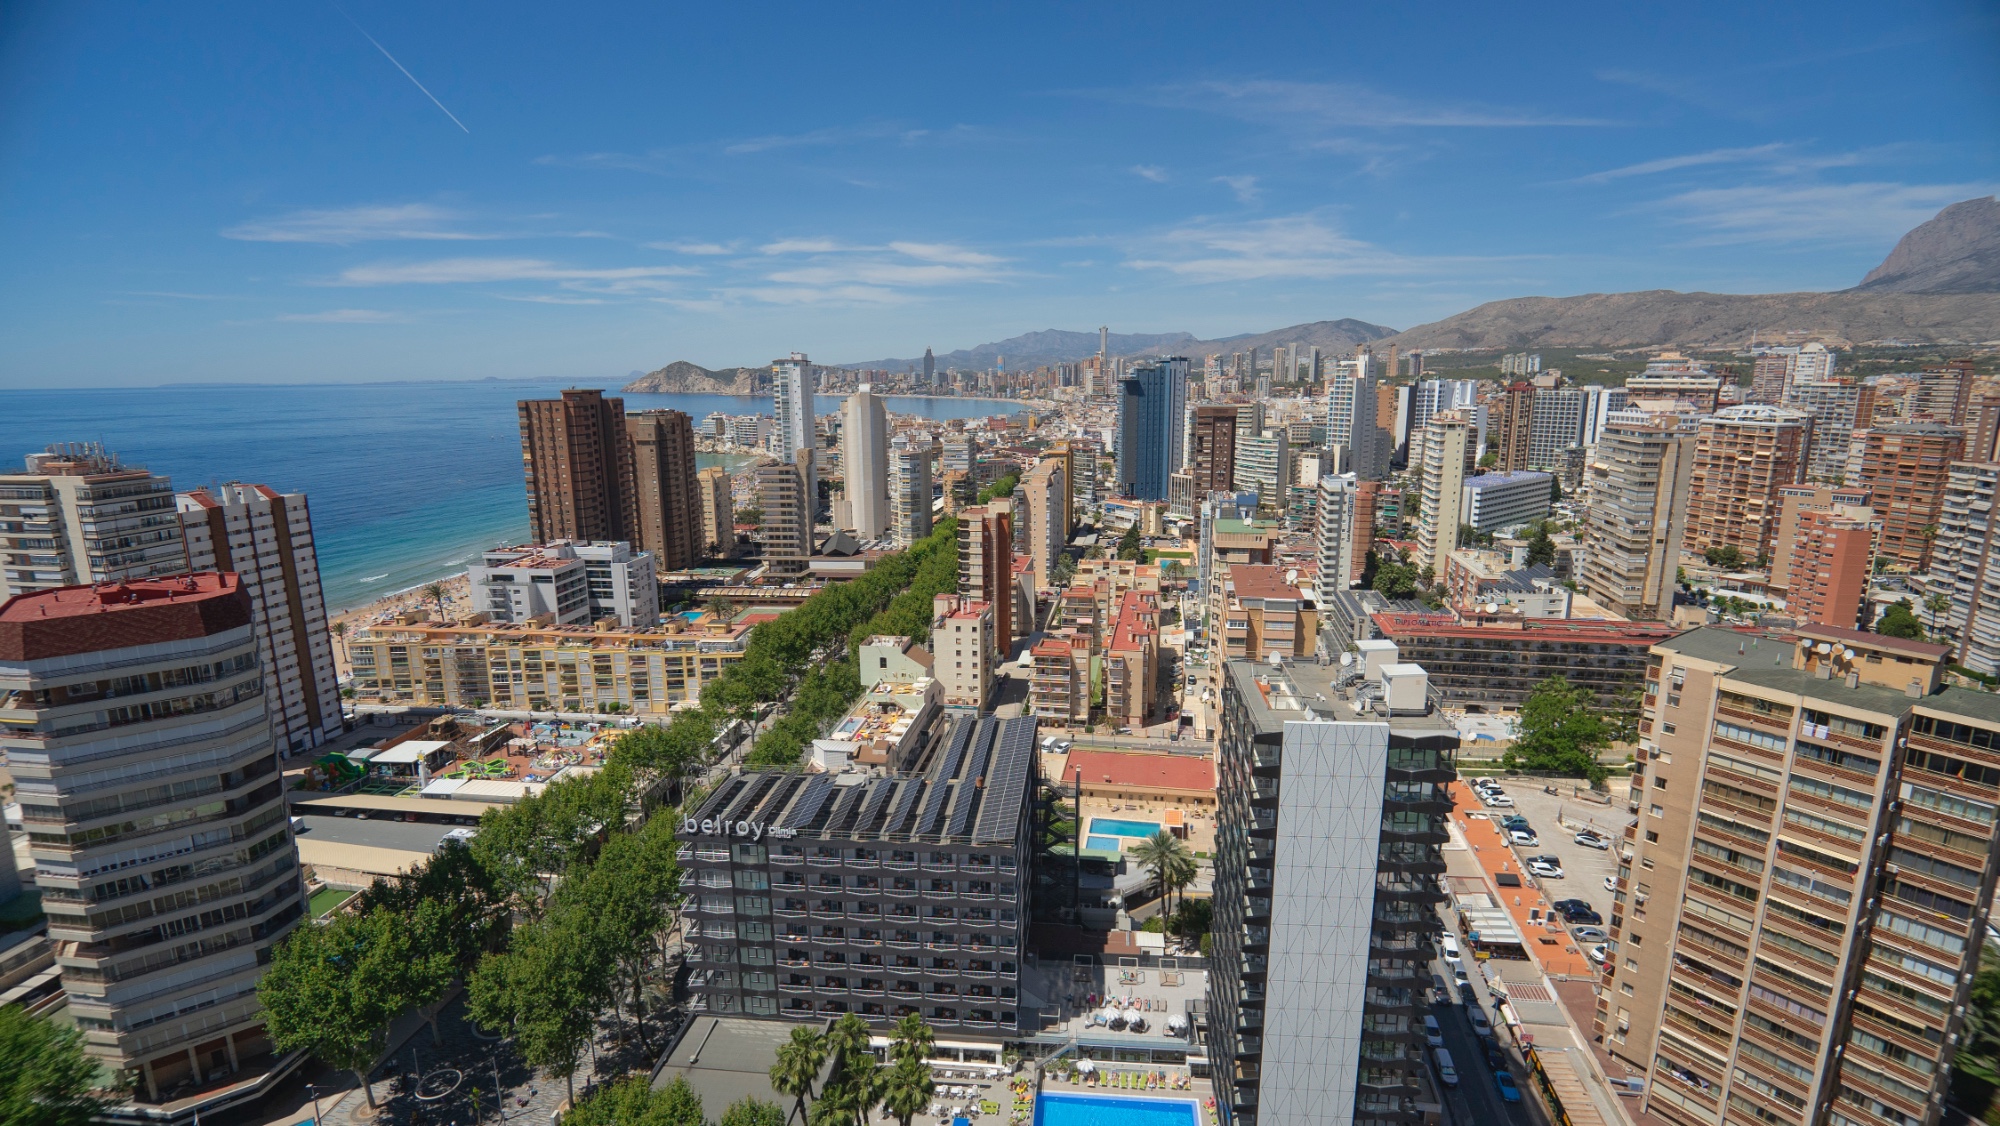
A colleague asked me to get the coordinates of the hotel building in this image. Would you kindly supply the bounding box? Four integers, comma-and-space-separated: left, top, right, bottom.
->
1211, 653, 1456, 1126
5, 575, 305, 1107
347, 614, 749, 713
518, 389, 634, 546
1579, 417, 1696, 622
1607, 626, 2000, 1126
467, 540, 660, 629
679, 714, 1037, 1034
177, 484, 343, 755
0, 445, 184, 600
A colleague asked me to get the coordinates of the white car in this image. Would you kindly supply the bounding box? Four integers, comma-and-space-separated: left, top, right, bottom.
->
1527, 860, 1564, 879
1442, 934, 1463, 965
1470, 1009, 1493, 1037
1573, 830, 1611, 850
1509, 830, 1539, 847
1588, 944, 1609, 967
1603, 874, 1618, 892
1483, 792, 1515, 808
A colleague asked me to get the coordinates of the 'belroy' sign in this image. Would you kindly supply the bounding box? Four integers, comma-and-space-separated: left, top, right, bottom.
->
682, 817, 797, 841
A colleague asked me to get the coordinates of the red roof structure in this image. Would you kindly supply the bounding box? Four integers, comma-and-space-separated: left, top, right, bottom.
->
1061, 749, 1214, 793
0, 574, 252, 662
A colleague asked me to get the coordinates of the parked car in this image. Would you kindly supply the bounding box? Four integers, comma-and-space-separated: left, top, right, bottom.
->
1574, 829, 1611, 850
1442, 934, 1463, 965
1509, 829, 1540, 847
1604, 874, 1619, 892
1589, 944, 1609, 967
1483, 793, 1515, 808
1470, 1008, 1493, 1037
1552, 898, 1591, 914
1434, 1047, 1459, 1088
1527, 860, 1564, 879
1424, 1015, 1444, 1048
1571, 926, 1608, 942
1484, 1044, 1507, 1071
1495, 1072, 1522, 1103
1501, 815, 1532, 832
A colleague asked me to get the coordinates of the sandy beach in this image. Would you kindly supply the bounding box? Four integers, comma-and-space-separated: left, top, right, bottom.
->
329, 573, 471, 679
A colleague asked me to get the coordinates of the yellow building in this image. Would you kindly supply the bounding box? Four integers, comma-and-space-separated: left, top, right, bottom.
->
348, 614, 751, 713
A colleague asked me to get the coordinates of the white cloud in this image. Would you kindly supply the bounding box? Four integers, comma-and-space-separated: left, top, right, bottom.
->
758, 238, 855, 255
1215, 175, 1261, 203
887, 242, 1003, 265
1571, 143, 1892, 185
274, 308, 411, 323
496, 294, 609, 305
1125, 79, 1614, 129
334, 258, 699, 285
1124, 212, 1472, 282
1131, 164, 1170, 183
648, 241, 736, 255
1649, 181, 1994, 245
225, 204, 497, 244
724, 122, 926, 155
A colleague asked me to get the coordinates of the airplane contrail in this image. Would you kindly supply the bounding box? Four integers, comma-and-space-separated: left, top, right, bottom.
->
331, 4, 470, 134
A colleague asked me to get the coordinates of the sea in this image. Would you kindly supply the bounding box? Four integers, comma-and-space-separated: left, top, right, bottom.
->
0, 381, 1024, 613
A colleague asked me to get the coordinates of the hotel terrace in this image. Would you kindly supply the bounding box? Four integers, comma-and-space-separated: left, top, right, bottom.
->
346, 611, 752, 713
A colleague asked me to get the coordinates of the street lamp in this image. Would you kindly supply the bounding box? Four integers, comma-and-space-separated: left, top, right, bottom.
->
308, 1083, 324, 1126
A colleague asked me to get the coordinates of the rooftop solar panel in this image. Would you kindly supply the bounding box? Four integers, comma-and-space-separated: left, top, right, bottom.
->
974, 716, 1038, 843
779, 773, 835, 829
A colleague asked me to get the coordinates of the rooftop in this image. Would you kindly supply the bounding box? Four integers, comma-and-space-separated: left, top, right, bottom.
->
1227, 565, 1305, 604
1464, 471, 1552, 490
1373, 612, 1678, 645
0, 574, 252, 661
1059, 748, 1214, 793
1795, 622, 1951, 661
1226, 658, 1458, 737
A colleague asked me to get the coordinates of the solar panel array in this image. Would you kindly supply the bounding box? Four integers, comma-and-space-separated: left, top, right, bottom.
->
974, 717, 1038, 843
779, 773, 834, 829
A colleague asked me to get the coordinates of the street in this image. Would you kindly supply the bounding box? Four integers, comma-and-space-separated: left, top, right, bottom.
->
1429, 933, 1548, 1126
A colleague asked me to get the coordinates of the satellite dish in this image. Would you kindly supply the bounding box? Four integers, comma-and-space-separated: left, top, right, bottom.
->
1843, 649, 1856, 661
1815, 642, 1832, 655
1486, 603, 1500, 614
1339, 652, 1354, 667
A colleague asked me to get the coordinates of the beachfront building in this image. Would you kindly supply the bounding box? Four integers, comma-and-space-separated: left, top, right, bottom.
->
1608, 627, 2000, 1126
841, 387, 891, 540
7, 575, 306, 1110
627, 408, 705, 572
1210, 654, 1456, 1126
678, 714, 1038, 1034
468, 541, 660, 629
346, 613, 750, 713
697, 466, 734, 558
178, 483, 343, 755
0, 444, 184, 600
518, 388, 635, 546
771, 353, 817, 468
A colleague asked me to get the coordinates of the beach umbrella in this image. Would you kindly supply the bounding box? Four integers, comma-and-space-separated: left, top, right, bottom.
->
1075, 1059, 1096, 1073
1122, 1009, 1143, 1026
1165, 1013, 1188, 1030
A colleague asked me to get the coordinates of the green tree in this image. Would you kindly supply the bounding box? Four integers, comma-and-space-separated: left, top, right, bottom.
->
0, 1006, 104, 1126
1549, 477, 1563, 502
722, 1098, 790, 1126
1525, 524, 1557, 568
1131, 831, 1195, 912
468, 916, 600, 1107
888, 1012, 936, 1065
1502, 675, 1614, 785
260, 908, 418, 1109
1477, 450, 1498, 470
1116, 523, 1143, 562
1372, 561, 1419, 599
1702, 544, 1743, 570
1874, 598, 1927, 641
1168, 897, 1213, 942
736, 506, 763, 526
771, 1026, 829, 1125
877, 1056, 935, 1126
421, 580, 449, 620
1925, 592, 1955, 640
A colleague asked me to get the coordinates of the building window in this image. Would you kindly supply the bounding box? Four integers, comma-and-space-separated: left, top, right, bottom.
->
1649, 804, 1664, 818
1661, 722, 1676, 735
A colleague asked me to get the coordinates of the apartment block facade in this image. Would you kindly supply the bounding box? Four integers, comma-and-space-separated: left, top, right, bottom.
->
1191, 406, 1242, 496
1783, 509, 1875, 630
931, 594, 994, 713
758, 450, 816, 575
518, 389, 634, 545
958, 503, 1015, 658
1579, 418, 1696, 621
0, 445, 185, 600
6, 575, 305, 1106
1021, 459, 1067, 583
890, 444, 934, 547
678, 715, 1036, 1034
1414, 411, 1472, 575
1854, 423, 1964, 571
627, 409, 705, 572
1932, 461, 2000, 677
1606, 626, 2000, 1126
1683, 406, 1812, 562
697, 465, 734, 559
178, 484, 343, 754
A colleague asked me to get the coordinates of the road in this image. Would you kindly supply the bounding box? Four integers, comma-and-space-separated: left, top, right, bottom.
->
1429, 936, 1549, 1126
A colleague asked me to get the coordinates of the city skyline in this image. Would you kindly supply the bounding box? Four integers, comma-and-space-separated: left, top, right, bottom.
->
3, 2, 1996, 387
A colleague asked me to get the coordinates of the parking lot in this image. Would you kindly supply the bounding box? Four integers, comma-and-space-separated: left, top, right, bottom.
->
1464, 778, 1630, 946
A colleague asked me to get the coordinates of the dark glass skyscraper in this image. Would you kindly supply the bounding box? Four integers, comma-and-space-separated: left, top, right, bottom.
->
1114, 356, 1189, 501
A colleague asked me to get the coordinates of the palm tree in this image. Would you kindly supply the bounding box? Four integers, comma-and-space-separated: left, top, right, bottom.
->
1131, 831, 1193, 913
1164, 852, 1199, 918
771, 1026, 828, 1126
1924, 592, 1954, 641
330, 619, 347, 660
878, 1056, 935, 1126
706, 596, 739, 624
420, 580, 449, 620
888, 1012, 935, 1065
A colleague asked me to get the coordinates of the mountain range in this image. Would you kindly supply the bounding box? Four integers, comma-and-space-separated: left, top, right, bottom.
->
623, 197, 2000, 391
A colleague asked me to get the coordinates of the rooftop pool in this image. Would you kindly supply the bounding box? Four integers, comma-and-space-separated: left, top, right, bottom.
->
1089, 817, 1162, 839
1035, 1094, 1199, 1126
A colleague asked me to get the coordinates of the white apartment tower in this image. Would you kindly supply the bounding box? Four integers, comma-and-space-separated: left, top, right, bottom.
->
178, 484, 343, 754
771, 353, 817, 503
1577, 418, 1696, 621
1415, 411, 1472, 575
841, 385, 891, 539
0, 445, 184, 600
890, 443, 934, 547
1314, 473, 1358, 602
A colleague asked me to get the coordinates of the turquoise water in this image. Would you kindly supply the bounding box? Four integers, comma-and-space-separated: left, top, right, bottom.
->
0, 383, 1021, 611
1090, 817, 1162, 838
1035, 1094, 1197, 1126
1085, 836, 1124, 852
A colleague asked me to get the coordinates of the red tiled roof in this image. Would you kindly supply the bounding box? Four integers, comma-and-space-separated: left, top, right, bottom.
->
1062, 749, 1214, 793
1229, 565, 1303, 603
1372, 612, 1680, 646
0, 574, 252, 661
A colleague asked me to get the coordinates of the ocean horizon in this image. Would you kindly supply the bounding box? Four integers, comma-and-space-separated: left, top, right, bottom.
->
0, 381, 1025, 612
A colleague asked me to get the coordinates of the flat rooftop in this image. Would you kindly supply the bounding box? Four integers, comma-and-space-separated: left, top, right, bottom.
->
1226, 658, 1457, 738
653, 1017, 796, 1110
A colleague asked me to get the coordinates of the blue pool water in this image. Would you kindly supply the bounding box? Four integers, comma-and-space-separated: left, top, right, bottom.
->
1085, 836, 1124, 852
1090, 817, 1162, 839
1036, 1094, 1198, 1126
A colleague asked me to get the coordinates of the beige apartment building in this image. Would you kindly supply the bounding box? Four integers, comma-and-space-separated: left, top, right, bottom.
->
347, 615, 750, 713
757, 449, 815, 575
1854, 422, 1964, 571
1579, 417, 1696, 620
696, 465, 733, 559
929, 593, 994, 712
1604, 624, 2000, 1126
1207, 565, 1316, 689
1682, 405, 1811, 562
1415, 410, 1473, 574
0, 444, 185, 599
1022, 457, 1067, 584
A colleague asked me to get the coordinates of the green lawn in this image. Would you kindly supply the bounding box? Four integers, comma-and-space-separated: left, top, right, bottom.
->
310, 887, 357, 918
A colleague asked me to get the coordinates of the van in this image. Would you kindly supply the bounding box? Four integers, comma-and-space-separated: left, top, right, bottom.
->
1423, 1015, 1443, 1048
1441, 934, 1462, 964
1433, 1047, 1459, 1087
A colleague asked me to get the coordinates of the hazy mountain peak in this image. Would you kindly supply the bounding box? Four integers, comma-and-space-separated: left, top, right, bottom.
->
1853, 196, 2000, 294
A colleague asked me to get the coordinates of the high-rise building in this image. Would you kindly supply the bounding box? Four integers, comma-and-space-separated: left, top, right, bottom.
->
697, 466, 733, 558
8, 574, 305, 1103
469, 540, 659, 629
626, 409, 704, 571
1415, 411, 1473, 574
1325, 370, 1385, 480
1932, 460, 2000, 676
1459, 470, 1552, 533
519, 389, 634, 546
931, 592, 994, 712
1579, 418, 1697, 621
1233, 429, 1290, 506
1021, 459, 1067, 583
771, 352, 817, 463
1783, 380, 1878, 483
1579, 384, 1631, 448
178, 484, 342, 754
0, 444, 184, 599
1113, 357, 1190, 500
1527, 387, 1587, 469
1048, 441, 1076, 539
958, 503, 1015, 658
1911, 360, 1975, 421
1491, 383, 1534, 472
841, 386, 891, 539
1683, 405, 1811, 562
1606, 627, 2000, 1126
756, 449, 815, 575
1969, 393, 2000, 462
1782, 508, 1875, 628
922, 347, 936, 387
1855, 422, 1964, 570
1411, 379, 1477, 435
1313, 473, 1357, 602
1189, 406, 1241, 496
1210, 653, 1457, 1126
890, 443, 933, 547
1767, 485, 1874, 599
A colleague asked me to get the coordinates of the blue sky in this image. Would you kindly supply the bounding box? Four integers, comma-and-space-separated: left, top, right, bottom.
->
2, 1, 1996, 386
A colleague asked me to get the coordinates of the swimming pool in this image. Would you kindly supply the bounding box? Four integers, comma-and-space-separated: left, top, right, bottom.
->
1035, 1094, 1198, 1126
1090, 817, 1162, 839
1084, 835, 1125, 852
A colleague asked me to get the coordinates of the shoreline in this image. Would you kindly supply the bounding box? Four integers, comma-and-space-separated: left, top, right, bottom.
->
329, 573, 472, 678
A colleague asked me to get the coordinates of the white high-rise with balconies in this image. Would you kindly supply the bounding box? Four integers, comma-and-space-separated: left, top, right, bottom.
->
0, 444, 184, 600
841, 385, 891, 539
